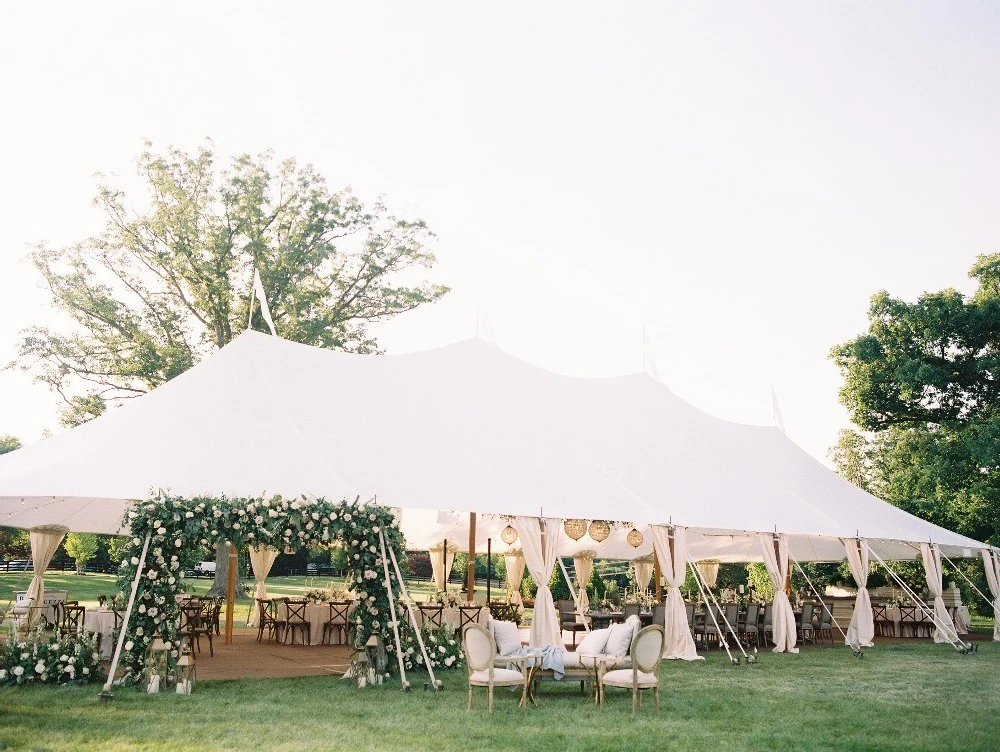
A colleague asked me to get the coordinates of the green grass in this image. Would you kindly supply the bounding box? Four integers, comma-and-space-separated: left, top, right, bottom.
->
1, 642, 998, 751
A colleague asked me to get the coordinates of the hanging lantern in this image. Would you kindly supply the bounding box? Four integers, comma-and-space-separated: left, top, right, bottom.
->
501, 525, 518, 545
564, 519, 587, 541
626, 528, 644, 548
175, 643, 196, 694
144, 633, 171, 694
588, 520, 611, 543
696, 559, 721, 588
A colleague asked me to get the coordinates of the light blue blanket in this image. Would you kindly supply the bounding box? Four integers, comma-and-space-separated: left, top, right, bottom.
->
505, 644, 567, 679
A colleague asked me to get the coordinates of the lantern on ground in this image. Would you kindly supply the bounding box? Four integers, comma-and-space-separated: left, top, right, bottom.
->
350, 647, 371, 688
501, 525, 518, 545
144, 633, 171, 694
588, 520, 611, 543
175, 643, 196, 694
365, 634, 387, 685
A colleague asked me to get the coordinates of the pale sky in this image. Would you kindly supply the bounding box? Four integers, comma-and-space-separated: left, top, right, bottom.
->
0, 2, 997, 465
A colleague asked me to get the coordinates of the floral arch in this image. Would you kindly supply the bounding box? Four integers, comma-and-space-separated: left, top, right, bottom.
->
115, 494, 405, 683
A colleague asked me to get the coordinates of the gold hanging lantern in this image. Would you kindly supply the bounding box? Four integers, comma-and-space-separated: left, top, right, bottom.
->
588, 520, 611, 543
501, 525, 518, 545
564, 519, 587, 541
696, 559, 721, 588
626, 528, 644, 548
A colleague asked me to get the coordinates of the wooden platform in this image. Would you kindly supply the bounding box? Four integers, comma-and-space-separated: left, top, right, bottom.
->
185, 627, 353, 681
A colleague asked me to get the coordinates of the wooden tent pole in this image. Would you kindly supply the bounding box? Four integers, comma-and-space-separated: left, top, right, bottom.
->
467, 513, 477, 603
225, 542, 237, 644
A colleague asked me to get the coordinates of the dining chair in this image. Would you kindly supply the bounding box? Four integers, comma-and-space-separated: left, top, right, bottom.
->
818, 605, 835, 644
761, 604, 774, 646
58, 604, 85, 638
651, 603, 667, 629
283, 598, 311, 645
322, 601, 351, 644
741, 603, 760, 647
598, 625, 664, 715
255, 598, 278, 642
557, 600, 588, 647
458, 605, 484, 633
179, 600, 213, 655
797, 604, 814, 644
463, 623, 529, 712
623, 603, 641, 620
418, 604, 444, 629
722, 604, 740, 645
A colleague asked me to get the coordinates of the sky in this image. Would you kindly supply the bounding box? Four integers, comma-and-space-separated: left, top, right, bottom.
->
0, 1, 997, 465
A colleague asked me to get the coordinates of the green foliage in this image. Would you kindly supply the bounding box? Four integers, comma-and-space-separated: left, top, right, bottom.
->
831, 254, 1000, 549
0, 526, 31, 559
115, 494, 404, 684
0, 435, 21, 455
746, 563, 775, 602
15, 141, 449, 427
388, 622, 463, 672
63, 533, 99, 572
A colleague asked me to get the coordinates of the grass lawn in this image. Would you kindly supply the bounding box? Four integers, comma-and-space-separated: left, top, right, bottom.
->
1, 642, 998, 751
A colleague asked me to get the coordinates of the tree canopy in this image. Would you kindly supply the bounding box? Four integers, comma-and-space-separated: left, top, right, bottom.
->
0, 436, 21, 455
15, 141, 449, 427
831, 254, 1000, 546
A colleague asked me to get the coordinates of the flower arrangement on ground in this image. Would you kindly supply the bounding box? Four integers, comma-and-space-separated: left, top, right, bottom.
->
387, 621, 463, 672
0, 629, 105, 686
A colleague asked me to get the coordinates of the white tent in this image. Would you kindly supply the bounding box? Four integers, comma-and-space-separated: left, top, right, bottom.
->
0, 331, 986, 562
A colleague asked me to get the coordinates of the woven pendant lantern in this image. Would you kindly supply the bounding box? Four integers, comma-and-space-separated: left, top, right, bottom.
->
626, 528, 644, 548
501, 525, 518, 545
564, 519, 587, 541
588, 520, 611, 543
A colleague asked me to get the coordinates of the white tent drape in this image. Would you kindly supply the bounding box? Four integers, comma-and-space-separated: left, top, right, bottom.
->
632, 556, 654, 592
429, 542, 456, 592
513, 517, 562, 647
695, 559, 720, 588
573, 553, 594, 615
982, 549, 1000, 642
844, 539, 875, 648
247, 544, 278, 626
651, 526, 700, 660
757, 533, 798, 653
504, 550, 525, 608
25, 525, 67, 624
921, 543, 958, 643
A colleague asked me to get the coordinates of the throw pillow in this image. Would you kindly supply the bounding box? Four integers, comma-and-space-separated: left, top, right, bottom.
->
605, 621, 634, 657
493, 620, 521, 656
575, 627, 611, 655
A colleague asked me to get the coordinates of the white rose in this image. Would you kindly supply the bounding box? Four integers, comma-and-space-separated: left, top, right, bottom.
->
131, 557, 139, 565
138, 605, 147, 614
185, 511, 194, 518
35, 660, 46, 674
132, 537, 141, 545
175, 539, 182, 547
157, 527, 167, 535
13, 666, 24, 677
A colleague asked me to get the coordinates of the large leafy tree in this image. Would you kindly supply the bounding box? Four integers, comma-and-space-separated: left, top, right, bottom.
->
831, 254, 1000, 549
15, 140, 448, 427
13, 141, 449, 593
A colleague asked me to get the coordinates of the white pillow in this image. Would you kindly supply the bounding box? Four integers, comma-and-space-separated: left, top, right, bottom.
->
625, 614, 642, 641
575, 627, 611, 656
605, 621, 634, 657
493, 620, 521, 656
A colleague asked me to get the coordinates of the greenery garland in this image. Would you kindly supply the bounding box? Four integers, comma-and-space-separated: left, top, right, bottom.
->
114, 494, 405, 685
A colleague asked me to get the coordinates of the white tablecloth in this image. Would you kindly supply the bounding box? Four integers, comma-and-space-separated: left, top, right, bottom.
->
882, 605, 968, 636
276, 602, 352, 645
84, 609, 117, 659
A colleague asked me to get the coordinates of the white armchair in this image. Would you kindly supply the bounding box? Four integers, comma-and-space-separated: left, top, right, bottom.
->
598, 624, 664, 714
463, 623, 529, 712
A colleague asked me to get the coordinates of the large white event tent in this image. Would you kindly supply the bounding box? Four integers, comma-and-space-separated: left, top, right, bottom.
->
2, 331, 997, 650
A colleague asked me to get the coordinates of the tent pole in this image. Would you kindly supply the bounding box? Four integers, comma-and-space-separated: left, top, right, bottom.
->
467, 513, 476, 603
225, 542, 236, 644
653, 555, 662, 602
486, 537, 492, 606
101, 531, 151, 698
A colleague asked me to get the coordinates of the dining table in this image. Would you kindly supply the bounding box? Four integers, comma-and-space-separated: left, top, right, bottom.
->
83, 608, 118, 659
586, 611, 653, 630
275, 601, 354, 645
882, 604, 969, 636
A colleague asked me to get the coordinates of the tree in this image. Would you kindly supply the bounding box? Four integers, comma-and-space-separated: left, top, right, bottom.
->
831, 254, 1000, 550
64, 533, 99, 574
15, 140, 449, 594
15, 140, 449, 427
0, 435, 21, 455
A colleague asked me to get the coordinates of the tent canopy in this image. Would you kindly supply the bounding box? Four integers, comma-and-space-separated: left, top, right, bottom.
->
0, 331, 985, 561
